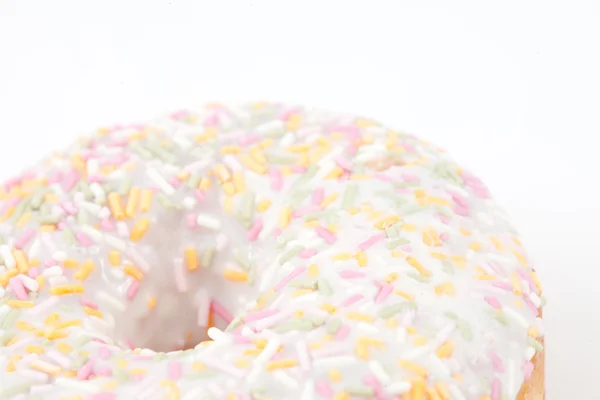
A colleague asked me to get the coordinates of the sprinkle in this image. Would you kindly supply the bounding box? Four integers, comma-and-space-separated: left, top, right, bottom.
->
30, 360, 62, 376
130, 218, 151, 241
196, 213, 222, 230
140, 189, 153, 212
107, 192, 126, 220
275, 266, 307, 291
223, 269, 249, 282
184, 247, 198, 271
50, 284, 85, 295
315, 226, 337, 244
124, 264, 144, 281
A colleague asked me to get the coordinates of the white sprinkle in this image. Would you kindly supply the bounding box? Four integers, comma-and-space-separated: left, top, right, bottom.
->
525, 346, 536, 361
502, 307, 529, 329
385, 381, 412, 395
29, 384, 55, 395
528, 292, 542, 308
126, 249, 151, 272
449, 384, 467, 400
300, 379, 315, 400
86, 159, 99, 175
196, 289, 210, 327
257, 119, 284, 134
51, 251, 68, 262
201, 358, 244, 379
18, 366, 49, 383
104, 235, 126, 251
181, 386, 206, 400
146, 167, 175, 195
402, 345, 434, 361
368, 360, 391, 385
95, 290, 126, 312
434, 322, 456, 345
215, 233, 228, 251
279, 132, 296, 147
98, 207, 111, 219
116, 221, 130, 237
80, 226, 103, 243
296, 340, 311, 371
196, 213, 222, 230
19, 274, 39, 292
27, 239, 41, 259
84, 316, 111, 336
173, 134, 193, 149
428, 354, 451, 377
0, 286, 4, 299
273, 370, 299, 389
312, 355, 356, 369
173, 258, 188, 293
207, 327, 229, 343
26, 296, 59, 315
0, 245, 16, 268
89, 182, 106, 203
256, 337, 281, 365
222, 154, 243, 171
40, 232, 57, 253
182, 196, 197, 210
77, 200, 102, 216
46, 349, 72, 369
49, 276, 69, 287
53, 377, 100, 393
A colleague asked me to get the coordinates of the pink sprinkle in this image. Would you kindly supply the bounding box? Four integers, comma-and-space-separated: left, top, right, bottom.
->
274, 266, 307, 291
268, 168, 284, 191
89, 393, 116, 400
124, 339, 135, 350
79, 297, 98, 309
484, 296, 502, 309
358, 234, 385, 251
244, 309, 279, 323
185, 213, 198, 230
402, 144, 416, 152
488, 261, 506, 277
401, 173, 420, 182
239, 134, 261, 146
439, 232, 449, 242
488, 350, 505, 372
48, 172, 62, 185
335, 324, 351, 340
299, 249, 317, 259
438, 214, 450, 225
272, 227, 282, 237
0, 196, 21, 214
453, 205, 470, 217
315, 381, 334, 398
61, 201, 78, 216
76, 232, 93, 247
522, 361, 535, 380
339, 270, 366, 279
87, 174, 106, 183
400, 245, 412, 253
523, 296, 539, 317
491, 379, 501, 400
99, 219, 115, 231
374, 173, 392, 182
28, 267, 40, 278
363, 374, 386, 399
168, 361, 182, 381
312, 187, 325, 205
98, 347, 112, 359
451, 192, 468, 208
211, 300, 233, 324
372, 280, 383, 290
340, 294, 363, 307
133, 374, 145, 382
127, 281, 140, 300
517, 268, 539, 295
292, 205, 320, 218
77, 360, 95, 380
331, 125, 360, 141
131, 356, 153, 361
346, 144, 357, 154
291, 165, 307, 173
44, 260, 57, 268
169, 176, 181, 189
334, 156, 352, 171
473, 186, 490, 198
170, 110, 189, 120
234, 335, 252, 344
14, 229, 36, 249
194, 189, 205, 202
315, 226, 337, 244
492, 281, 513, 291
61, 170, 79, 192
375, 284, 394, 304
9, 277, 28, 300
247, 219, 263, 241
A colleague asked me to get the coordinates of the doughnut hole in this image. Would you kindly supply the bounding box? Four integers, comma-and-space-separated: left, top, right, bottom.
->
103, 204, 258, 353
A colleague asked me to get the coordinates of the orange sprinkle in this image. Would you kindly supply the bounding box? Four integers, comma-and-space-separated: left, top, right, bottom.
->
130, 218, 151, 241
125, 187, 141, 218
406, 256, 431, 277
108, 251, 121, 267
140, 189, 153, 212
399, 360, 428, 378
147, 297, 157, 309
84, 307, 103, 318
223, 269, 248, 282
13, 249, 29, 273
7, 300, 35, 308
50, 284, 85, 296
436, 341, 455, 358
265, 359, 299, 371
74, 260, 95, 281
124, 265, 144, 281
108, 192, 125, 220
184, 247, 198, 271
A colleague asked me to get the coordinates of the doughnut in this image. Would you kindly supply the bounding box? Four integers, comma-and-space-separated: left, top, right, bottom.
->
0, 102, 545, 400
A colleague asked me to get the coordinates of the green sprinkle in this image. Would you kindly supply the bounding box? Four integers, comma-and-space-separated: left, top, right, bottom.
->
80, 181, 93, 199
146, 141, 176, 163
326, 318, 342, 334
402, 204, 429, 215
444, 311, 459, 320
290, 189, 312, 207
129, 141, 153, 159
77, 209, 89, 224
62, 228, 76, 245
457, 320, 473, 341
0, 382, 34, 398
11, 197, 31, 222
345, 386, 375, 397
201, 247, 216, 268
279, 245, 304, 265
75, 335, 91, 347
265, 153, 296, 164
238, 194, 255, 225
40, 215, 61, 225
248, 264, 257, 286
0, 333, 14, 346
407, 272, 430, 283
2, 310, 20, 329
115, 369, 131, 382
527, 337, 544, 352
304, 209, 334, 222
233, 249, 252, 270
384, 225, 400, 238
30, 188, 48, 210
385, 238, 409, 249
317, 278, 333, 295
153, 353, 167, 361
311, 315, 326, 327
290, 165, 318, 191
378, 302, 417, 319
341, 184, 358, 210
490, 311, 509, 326
441, 261, 455, 275
540, 296, 547, 307
185, 370, 219, 379
289, 279, 318, 290
157, 193, 176, 209
118, 176, 134, 195
187, 173, 202, 189
275, 319, 313, 332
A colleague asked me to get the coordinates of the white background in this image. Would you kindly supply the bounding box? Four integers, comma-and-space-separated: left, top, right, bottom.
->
0, 1, 599, 398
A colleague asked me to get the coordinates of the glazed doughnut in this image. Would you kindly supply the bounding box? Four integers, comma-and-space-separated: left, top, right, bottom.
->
0, 103, 545, 400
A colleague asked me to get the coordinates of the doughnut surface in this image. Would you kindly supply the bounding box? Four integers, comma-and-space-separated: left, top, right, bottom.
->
0, 103, 545, 400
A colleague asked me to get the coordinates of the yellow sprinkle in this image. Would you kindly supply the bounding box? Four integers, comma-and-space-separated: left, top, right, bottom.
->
324, 166, 345, 180
214, 164, 232, 183
45, 313, 60, 325
107, 192, 125, 220
16, 212, 32, 229
7, 300, 35, 308
490, 236, 504, 251
130, 218, 151, 241
279, 205, 292, 228
307, 263, 319, 278
395, 290, 415, 300
124, 265, 144, 281
249, 146, 267, 164
347, 312, 375, 323
328, 368, 342, 383
220, 145, 241, 154
40, 224, 56, 232
459, 227, 471, 236
401, 223, 417, 232
256, 199, 272, 212
254, 289, 274, 310
355, 251, 368, 267
57, 342, 72, 354
140, 189, 154, 212
184, 247, 198, 271
528, 326, 539, 338
192, 362, 205, 371
6, 354, 22, 371
375, 216, 401, 230
530, 270, 543, 292
409, 379, 426, 400
199, 177, 212, 190
63, 259, 79, 269
74, 260, 95, 281
430, 252, 447, 260
450, 255, 466, 269
54, 320, 82, 330
333, 253, 353, 261
223, 195, 234, 214
16, 321, 36, 331
406, 256, 431, 277
435, 382, 450, 400
125, 187, 141, 218
50, 284, 85, 296
334, 393, 350, 400
223, 269, 248, 282
84, 306, 103, 318
413, 336, 428, 346
239, 154, 267, 174
147, 297, 157, 309
286, 143, 310, 153
436, 341, 455, 359
234, 359, 250, 369
265, 359, 299, 371
453, 373, 462, 382
399, 360, 428, 378
292, 288, 314, 297
469, 242, 482, 252
130, 368, 148, 375
108, 251, 121, 267
26, 345, 45, 354
303, 220, 320, 228
513, 250, 528, 266
320, 304, 337, 314
30, 360, 62, 376
13, 249, 29, 273
117, 359, 128, 369
233, 171, 246, 193
354, 343, 370, 360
